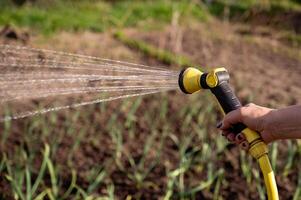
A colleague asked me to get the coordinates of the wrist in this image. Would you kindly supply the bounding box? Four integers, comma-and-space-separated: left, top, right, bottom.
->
262, 109, 280, 141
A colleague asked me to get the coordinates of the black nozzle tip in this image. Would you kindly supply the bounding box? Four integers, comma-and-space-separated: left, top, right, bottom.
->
178, 68, 190, 94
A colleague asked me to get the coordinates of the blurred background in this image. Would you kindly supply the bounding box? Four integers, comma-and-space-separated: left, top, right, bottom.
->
0, 0, 301, 199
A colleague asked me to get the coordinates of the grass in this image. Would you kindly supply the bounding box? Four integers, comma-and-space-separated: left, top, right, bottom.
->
0, 0, 209, 35
1, 79, 301, 199
206, 0, 301, 18
114, 31, 195, 68
1, 0, 300, 35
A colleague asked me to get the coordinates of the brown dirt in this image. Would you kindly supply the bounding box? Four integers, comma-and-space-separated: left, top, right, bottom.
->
239, 9, 301, 33
0, 21, 301, 200
126, 21, 301, 107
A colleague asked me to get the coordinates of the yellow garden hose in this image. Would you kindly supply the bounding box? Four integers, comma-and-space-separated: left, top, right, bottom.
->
243, 128, 279, 200
259, 155, 279, 200
178, 67, 279, 199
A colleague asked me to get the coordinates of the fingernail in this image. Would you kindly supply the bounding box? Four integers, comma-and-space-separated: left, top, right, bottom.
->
216, 121, 223, 128
236, 134, 244, 141
240, 141, 249, 150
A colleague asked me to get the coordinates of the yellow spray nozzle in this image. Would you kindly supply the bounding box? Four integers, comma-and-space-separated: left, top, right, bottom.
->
178, 67, 203, 94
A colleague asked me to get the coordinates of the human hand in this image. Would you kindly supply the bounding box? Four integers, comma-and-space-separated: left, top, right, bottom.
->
217, 103, 276, 150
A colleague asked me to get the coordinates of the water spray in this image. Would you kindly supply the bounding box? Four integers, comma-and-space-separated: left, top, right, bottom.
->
0, 45, 178, 121
178, 67, 279, 200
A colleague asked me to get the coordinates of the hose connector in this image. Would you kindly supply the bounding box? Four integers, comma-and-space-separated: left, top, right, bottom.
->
242, 128, 269, 159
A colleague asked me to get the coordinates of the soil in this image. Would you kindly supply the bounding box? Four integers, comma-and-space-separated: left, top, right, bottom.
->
0, 20, 300, 200
238, 9, 301, 34
126, 21, 301, 107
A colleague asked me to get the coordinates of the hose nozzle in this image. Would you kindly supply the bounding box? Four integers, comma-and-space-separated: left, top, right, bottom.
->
178, 67, 203, 94
178, 66, 279, 200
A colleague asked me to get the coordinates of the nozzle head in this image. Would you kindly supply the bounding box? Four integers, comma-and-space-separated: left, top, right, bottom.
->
178, 67, 203, 94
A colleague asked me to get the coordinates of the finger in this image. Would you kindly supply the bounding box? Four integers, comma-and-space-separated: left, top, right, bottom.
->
221, 129, 232, 137
226, 133, 236, 143
239, 141, 249, 150
220, 109, 243, 130
216, 121, 223, 129
235, 133, 245, 143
